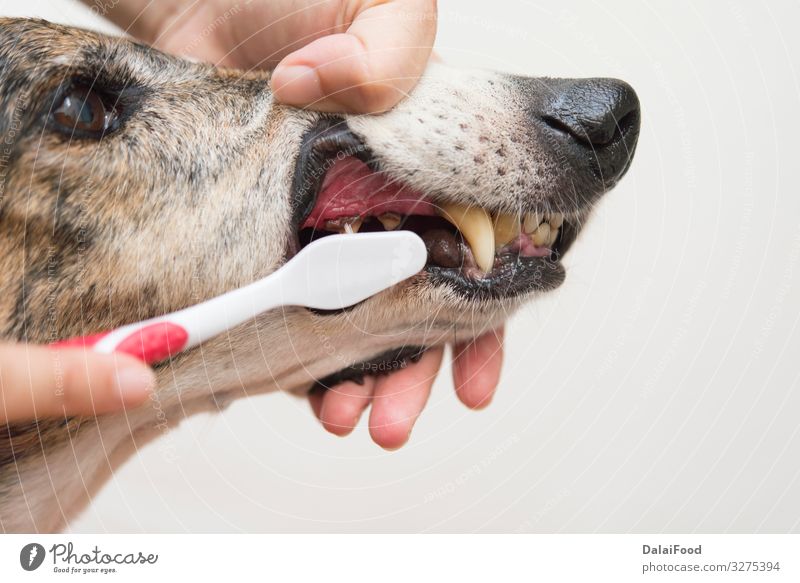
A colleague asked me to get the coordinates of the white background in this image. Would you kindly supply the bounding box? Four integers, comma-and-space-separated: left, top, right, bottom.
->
2, 0, 799, 533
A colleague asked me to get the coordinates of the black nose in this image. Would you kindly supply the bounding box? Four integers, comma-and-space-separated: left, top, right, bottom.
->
533, 77, 640, 183
542, 78, 640, 147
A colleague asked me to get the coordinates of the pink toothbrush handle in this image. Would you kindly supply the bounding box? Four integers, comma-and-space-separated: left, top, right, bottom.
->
51, 322, 190, 365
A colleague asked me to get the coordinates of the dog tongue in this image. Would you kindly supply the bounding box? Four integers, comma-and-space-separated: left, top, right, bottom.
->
301, 157, 437, 229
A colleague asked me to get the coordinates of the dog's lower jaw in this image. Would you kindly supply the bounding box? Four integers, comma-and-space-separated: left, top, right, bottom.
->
0, 298, 511, 533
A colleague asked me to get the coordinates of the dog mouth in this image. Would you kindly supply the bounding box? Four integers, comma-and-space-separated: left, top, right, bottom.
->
290, 119, 579, 300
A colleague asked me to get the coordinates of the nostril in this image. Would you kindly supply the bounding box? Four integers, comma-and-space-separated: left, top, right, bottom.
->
540, 78, 640, 148
541, 114, 578, 139
542, 112, 620, 148
615, 108, 639, 138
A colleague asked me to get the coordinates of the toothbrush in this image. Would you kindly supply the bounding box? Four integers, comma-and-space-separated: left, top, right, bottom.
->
52, 231, 427, 365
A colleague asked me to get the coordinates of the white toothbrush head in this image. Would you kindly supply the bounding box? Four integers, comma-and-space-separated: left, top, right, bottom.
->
284, 231, 427, 310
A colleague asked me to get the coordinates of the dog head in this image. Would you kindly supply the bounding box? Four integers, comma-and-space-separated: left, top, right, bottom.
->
0, 17, 639, 395
0, 17, 640, 532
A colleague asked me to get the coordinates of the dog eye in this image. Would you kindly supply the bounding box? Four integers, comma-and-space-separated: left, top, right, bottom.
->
52, 86, 118, 137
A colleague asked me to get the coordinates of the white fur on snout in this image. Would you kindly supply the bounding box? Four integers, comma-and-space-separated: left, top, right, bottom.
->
346, 64, 552, 213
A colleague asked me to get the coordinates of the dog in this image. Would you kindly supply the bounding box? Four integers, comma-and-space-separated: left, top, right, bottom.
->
0, 17, 640, 532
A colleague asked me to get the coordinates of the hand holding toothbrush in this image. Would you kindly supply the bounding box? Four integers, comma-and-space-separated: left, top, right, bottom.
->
0, 343, 154, 424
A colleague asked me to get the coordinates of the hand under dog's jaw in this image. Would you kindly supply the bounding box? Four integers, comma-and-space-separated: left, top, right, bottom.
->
290, 120, 584, 302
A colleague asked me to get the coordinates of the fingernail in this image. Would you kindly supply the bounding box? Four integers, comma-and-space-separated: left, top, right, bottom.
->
271, 65, 324, 105
114, 366, 155, 407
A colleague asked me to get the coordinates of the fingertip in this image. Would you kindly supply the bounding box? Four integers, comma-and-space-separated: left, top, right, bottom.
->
453, 329, 505, 410
271, 64, 324, 107
322, 419, 355, 438
368, 412, 411, 451
54, 349, 154, 416
462, 388, 495, 411
368, 347, 444, 449
320, 398, 357, 437
111, 358, 156, 409
319, 379, 374, 437
454, 370, 496, 410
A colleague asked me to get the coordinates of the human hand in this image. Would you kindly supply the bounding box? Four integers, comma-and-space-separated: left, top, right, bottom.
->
308, 329, 505, 450
102, 0, 437, 113
92, 0, 505, 449
0, 342, 154, 424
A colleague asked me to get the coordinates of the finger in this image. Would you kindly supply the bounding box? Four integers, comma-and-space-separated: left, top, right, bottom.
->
0, 343, 155, 424
368, 347, 443, 450
271, 0, 437, 113
452, 327, 504, 410
319, 377, 376, 437
308, 384, 326, 421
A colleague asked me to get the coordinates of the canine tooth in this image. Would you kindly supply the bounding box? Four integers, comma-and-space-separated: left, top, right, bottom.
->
378, 213, 402, 231
523, 213, 542, 234
493, 213, 521, 247
438, 203, 495, 273
547, 227, 560, 246
549, 213, 564, 229
532, 223, 550, 247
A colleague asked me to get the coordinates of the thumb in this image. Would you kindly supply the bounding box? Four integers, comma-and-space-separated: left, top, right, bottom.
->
0, 342, 155, 424
271, 0, 437, 113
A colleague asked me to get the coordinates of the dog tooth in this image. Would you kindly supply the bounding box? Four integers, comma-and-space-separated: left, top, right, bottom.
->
532, 223, 551, 247
493, 213, 521, 247
343, 217, 363, 234
523, 212, 542, 234
549, 213, 564, 229
438, 202, 495, 273
378, 213, 402, 231
324, 220, 346, 234
547, 227, 560, 246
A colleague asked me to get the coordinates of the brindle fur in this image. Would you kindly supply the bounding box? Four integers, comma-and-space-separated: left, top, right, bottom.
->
0, 18, 636, 532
